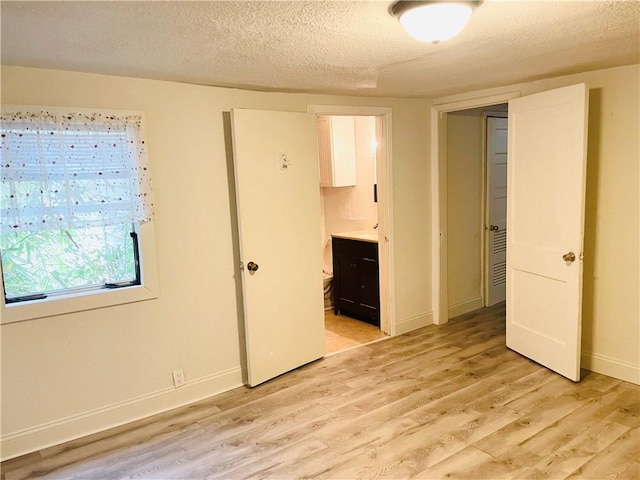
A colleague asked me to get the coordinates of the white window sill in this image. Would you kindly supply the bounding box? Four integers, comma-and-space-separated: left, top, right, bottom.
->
1, 285, 158, 324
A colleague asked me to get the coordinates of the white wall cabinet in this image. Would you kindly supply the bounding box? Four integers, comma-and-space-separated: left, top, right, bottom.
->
317, 115, 357, 187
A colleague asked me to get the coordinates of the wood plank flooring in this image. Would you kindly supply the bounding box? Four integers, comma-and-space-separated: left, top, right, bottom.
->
2, 304, 639, 479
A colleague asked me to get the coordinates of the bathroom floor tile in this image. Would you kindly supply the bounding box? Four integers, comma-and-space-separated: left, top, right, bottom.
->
325, 310, 387, 354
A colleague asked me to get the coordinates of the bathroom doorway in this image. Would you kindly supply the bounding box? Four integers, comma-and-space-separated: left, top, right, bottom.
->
308, 105, 394, 353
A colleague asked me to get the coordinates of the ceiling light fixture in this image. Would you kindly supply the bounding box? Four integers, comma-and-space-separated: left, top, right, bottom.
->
391, 1, 481, 44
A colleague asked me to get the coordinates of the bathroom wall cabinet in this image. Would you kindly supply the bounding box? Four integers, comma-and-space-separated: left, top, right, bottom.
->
332, 237, 379, 326
317, 116, 357, 187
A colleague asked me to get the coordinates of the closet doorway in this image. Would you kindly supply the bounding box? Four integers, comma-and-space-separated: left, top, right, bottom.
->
445, 104, 508, 320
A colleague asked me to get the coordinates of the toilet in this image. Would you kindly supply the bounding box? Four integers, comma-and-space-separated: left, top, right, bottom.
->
322, 238, 333, 310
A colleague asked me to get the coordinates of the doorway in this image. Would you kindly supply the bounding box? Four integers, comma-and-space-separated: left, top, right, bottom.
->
445, 105, 508, 319
430, 93, 519, 325
308, 105, 395, 351
430, 85, 590, 381
231, 106, 395, 385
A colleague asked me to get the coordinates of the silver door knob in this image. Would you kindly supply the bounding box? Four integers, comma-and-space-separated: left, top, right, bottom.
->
489, 225, 499, 231
562, 252, 576, 263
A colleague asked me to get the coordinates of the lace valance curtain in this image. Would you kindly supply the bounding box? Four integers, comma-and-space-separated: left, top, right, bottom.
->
1, 111, 154, 234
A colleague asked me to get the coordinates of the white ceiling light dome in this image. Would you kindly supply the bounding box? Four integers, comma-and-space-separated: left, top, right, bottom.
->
391, 1, 481, 44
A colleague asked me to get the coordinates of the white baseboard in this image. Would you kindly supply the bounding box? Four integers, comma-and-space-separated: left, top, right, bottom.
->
582, 351, 640, 385
448, 296, 483, 319
1, 367, 243, 461
396, 311, 433, 335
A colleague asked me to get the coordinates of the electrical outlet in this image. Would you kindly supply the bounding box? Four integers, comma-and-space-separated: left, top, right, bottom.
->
172, 369, 185, 388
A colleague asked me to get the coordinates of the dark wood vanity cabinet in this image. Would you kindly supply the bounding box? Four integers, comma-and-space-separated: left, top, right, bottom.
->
332, 237, 380, 326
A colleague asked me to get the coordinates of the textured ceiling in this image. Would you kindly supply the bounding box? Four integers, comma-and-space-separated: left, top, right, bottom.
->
1, 0, 639, 98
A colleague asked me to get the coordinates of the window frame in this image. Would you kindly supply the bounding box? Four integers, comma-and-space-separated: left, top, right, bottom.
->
0, 105, 159, 324
3, 224, 141, 304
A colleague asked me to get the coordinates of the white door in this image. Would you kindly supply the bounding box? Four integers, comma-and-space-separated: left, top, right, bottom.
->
231, 108, 325, 387
486, 115, 508, 306
506, 84, 589, 382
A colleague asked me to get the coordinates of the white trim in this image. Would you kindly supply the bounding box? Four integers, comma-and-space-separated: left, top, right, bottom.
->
582, 352, 640, 385
430, 92, 520, 326
396, 311, 433, 335
307, 105, 396, 336
432, 92, 521, 109
1, 367, 243, 461
480, 113, 488, 306
448, 296, 483, 319
430, 107, 444, 325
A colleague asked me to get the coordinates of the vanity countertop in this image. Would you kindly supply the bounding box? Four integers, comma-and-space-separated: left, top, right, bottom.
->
331, 230, 378, 243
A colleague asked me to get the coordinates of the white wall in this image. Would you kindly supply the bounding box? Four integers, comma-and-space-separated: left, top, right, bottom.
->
436, 64, 640, 384
446, 111, 483, 317
5, 63, 635, 460
0, 66, 432, 458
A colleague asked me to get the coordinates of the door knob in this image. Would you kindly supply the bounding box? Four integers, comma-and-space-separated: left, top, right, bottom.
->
247, 261, 259, 272
489, 225, 499, 231
562, 252, 576, 263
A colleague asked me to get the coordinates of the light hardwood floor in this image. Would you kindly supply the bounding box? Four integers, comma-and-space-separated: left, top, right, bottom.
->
2, 304, 639, 479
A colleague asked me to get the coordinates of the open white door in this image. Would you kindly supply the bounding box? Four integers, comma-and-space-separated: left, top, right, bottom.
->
506, 84, 588, 382
231, 108, 325, 387
486, 115, 508, 306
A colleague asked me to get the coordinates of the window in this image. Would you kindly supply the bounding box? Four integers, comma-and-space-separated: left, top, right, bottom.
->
1, 224, 140, 302
1, 109, 155, 314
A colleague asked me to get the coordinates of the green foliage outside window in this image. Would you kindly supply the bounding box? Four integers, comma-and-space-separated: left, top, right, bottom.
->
0, 223, 136, 298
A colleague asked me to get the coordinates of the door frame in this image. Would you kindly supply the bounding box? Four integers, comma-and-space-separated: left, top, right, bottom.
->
430, 93, 519, 325
307, 105, 395, 336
